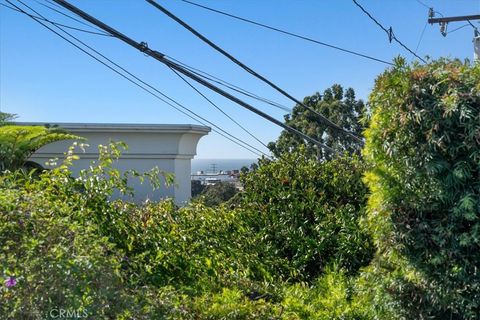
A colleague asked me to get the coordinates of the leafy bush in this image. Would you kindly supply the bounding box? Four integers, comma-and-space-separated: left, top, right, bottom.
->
363, 58, 480, 318
0, 179, 130, 319
188, 288, 278, 319
0, 142, 180, 318
107, 200, 270, 292
0, 141, 278, 318
196, 181, 238, 206
239, 149, 373, 281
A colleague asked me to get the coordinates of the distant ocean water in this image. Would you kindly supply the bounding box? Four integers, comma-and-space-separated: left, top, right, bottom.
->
191, 159, 257, 174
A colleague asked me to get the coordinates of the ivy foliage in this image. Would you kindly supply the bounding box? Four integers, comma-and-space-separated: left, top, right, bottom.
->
268, 84, 365, 160
239, 149, 373, 281
363, 58, 480, 318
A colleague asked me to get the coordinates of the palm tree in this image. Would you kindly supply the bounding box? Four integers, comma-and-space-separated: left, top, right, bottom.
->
0, 113, 82, 172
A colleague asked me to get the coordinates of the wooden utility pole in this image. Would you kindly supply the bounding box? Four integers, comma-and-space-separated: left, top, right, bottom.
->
428, 12, 480, 61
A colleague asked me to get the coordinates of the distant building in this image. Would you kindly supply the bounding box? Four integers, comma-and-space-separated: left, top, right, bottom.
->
205, 177, 221, 185
191, 173, 237, 184
25, 123, 210, 205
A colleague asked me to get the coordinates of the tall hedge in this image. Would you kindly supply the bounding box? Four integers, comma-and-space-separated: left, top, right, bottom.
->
364, 58, 480, 318
239, 149, 373, 282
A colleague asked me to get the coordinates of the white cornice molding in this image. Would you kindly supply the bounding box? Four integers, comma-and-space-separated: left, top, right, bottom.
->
15, 122, 211, 134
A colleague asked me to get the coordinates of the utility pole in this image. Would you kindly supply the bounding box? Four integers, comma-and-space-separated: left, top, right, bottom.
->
428, 13, 480, 61
209, 164, 217, 174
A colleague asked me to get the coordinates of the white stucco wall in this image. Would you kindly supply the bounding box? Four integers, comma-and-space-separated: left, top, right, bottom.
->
22, 123, 210, 205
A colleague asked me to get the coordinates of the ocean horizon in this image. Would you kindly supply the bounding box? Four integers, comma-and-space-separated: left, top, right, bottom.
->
191, 158, 257, 174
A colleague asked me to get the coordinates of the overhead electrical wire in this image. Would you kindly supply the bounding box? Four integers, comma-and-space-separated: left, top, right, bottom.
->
415, 22, 428, 53
50, 0, 334, 153
413, 0, 444, 17
169, 67, 270, 149
177, 0, 393, 66
352, 0, 427, 63
466, 20, 478, 31
145, 0, 363, 145
28, 0, 294, 113
32, 0, 271, 154
34, 0, 109, 35
446, 23, 471, 35
7, 0, 269, 158
414, 0, 430, 10
165, 55, 292, 113
1, 2, 111, 36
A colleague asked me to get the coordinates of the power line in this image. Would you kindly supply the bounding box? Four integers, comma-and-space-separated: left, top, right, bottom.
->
415, 22, 428, 53
352, 0, 427, 64
178, 0, 393, 66
467, 20, 478, 31
145, 0, 362, 145
166, 55, 292, 113
446, 23, 471, 35
413, 0, 443, 18
34, 0, 110, 35
1, 3, 112, 36
169, 66, 270, 149
414, 0, 429, 10
51, 0, 334, 154
8, 0, 268, 158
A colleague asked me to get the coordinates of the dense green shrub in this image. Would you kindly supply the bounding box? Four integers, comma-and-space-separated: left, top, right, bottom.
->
364, 58, 480, 318
0, 142, 277, 318
195, 181, 238, 206
0, 171, 142, 319
0, 143, 186, 318
239, 149, 373, 281
107, 200, 270, 292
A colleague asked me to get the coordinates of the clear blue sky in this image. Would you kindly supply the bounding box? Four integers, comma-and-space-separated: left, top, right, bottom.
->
1, 0, 478, 158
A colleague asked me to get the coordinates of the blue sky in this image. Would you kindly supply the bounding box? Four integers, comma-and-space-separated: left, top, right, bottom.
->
1, 0, 478, 158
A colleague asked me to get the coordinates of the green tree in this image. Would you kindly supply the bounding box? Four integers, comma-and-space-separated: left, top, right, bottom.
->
191, 179, 206, 197
0, 112, 16, 125
199, 181, 238, 207
240, 166, 249, 175
268, 84, 365, 160
0, 125, 82, 172
363, 58, 480, 318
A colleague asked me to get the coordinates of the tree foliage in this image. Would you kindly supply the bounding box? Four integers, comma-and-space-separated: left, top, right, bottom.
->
0, 125, 83, 172
268, 84, 365, 160
0, 112, 16, 125
363, 58, 480, 318
197, 181, 238, 207
239, 149, 373, 281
